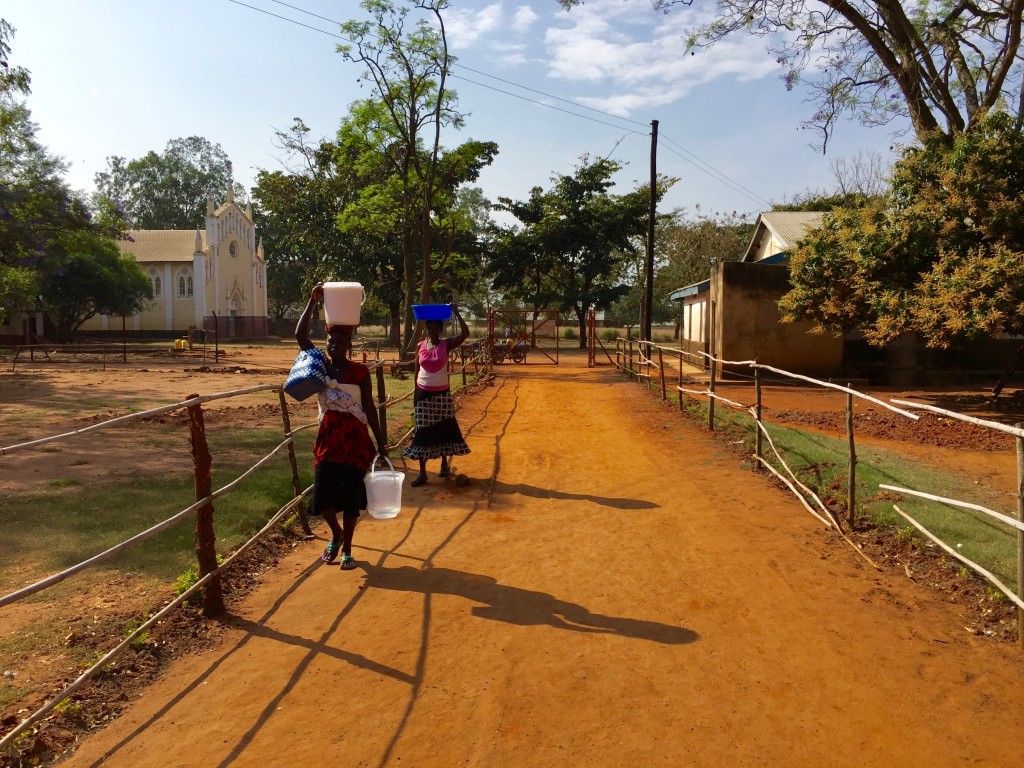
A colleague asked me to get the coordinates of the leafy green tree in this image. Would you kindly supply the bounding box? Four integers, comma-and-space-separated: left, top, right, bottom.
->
95, 136, 245, 230
0, 19, 127, 320
781, 111, 1024, 348
40, 232, 152, 340
335, 95, 496, 350
658, 208, 753, 292
252, 120, 370, 322
340, 0, 467, 355
559, 0, 1024, 148
492, 156, 659, 349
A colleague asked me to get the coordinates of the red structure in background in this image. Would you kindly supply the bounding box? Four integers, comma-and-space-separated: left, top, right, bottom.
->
487, 309, 560, 365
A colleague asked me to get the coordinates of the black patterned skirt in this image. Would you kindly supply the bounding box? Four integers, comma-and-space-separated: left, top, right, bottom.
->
403, 387, 471, 461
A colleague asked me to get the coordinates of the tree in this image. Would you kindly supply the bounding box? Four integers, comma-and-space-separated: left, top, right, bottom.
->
334, 94, 496, 350
40, 231, 152, 340
0, 19, 127, 320
657, 208, 753, 292
780, 110, 1024, 348
559, 0, 1024, 149
95, 137, 245, 230
252, 120, 371, 322
340, 0, 465, 356
491, 156, 660, 349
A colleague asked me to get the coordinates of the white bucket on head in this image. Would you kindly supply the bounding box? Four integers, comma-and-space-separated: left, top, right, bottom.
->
364, 456, 404, 519
323, 282, 365, 326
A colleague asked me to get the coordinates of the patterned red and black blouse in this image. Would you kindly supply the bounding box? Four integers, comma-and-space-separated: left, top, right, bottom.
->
313, 361, 375, 470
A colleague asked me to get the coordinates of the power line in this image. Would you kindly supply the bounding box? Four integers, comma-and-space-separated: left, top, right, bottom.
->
659, 134, 773, 209
226, 0, 771, 208
452, 75, 648, 135
657, 141, 772, 209
261, 0, 650, 130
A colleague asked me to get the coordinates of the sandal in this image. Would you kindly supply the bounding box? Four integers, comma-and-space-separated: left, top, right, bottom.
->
340, 554, 357, 570
321, 541, 341, 564
411, 475, 428, 487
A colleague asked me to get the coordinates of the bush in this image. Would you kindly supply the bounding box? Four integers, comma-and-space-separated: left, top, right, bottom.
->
563, 326, 578, 340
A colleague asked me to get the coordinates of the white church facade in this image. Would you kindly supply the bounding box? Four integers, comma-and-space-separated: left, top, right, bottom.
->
79, 190, 268, 339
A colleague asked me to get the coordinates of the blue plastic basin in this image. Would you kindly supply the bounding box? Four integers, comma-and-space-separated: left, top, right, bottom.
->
412, 304, 452, 321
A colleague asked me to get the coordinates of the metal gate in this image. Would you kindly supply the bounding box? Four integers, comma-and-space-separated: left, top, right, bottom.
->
487, 309, 560, 365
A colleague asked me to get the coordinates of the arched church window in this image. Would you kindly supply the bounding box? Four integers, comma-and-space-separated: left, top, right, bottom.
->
149, 269, 161, 297
177, 268, 194, 298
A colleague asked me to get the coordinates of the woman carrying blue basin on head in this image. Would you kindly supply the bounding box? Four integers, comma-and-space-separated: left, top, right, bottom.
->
404, 303, 471, 486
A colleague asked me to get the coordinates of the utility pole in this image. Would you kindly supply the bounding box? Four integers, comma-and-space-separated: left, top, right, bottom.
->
642, 119, 658, 343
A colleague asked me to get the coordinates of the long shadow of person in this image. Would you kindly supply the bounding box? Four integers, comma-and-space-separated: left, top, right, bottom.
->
365, 565, 697, 645
489, 480, 659, 510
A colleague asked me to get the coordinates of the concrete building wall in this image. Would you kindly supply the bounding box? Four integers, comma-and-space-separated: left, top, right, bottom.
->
710, 261, 843, 377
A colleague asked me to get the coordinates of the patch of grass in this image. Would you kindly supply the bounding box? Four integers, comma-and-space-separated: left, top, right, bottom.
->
0, 428, 317, 586
47, 478, 81, 488
703, 405, 1020, 589
0, 681, 31, 709
121, 615, 151, 647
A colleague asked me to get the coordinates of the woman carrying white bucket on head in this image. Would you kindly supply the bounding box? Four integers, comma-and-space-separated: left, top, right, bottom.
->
404, 303, 471, 486
296, 282, 387, 571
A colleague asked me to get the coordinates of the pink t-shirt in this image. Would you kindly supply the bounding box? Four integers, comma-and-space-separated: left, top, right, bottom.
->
417, 339, 449, 391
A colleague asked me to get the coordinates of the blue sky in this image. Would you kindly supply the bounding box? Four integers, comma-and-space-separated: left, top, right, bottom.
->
4, 0, 908, 222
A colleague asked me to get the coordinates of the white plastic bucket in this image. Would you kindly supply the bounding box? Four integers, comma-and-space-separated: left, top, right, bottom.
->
323, 282, 365, 326
364, 456, 404, 519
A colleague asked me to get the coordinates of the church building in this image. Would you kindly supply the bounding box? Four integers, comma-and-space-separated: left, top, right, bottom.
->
79, 189, 268, 339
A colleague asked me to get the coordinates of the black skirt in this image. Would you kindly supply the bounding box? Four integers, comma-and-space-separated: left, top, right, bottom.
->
403, 387, 471, 461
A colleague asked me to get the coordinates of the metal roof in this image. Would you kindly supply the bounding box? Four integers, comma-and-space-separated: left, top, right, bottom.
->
669, 279, 710, 301
741, 211, 824, 262
119, 230, 205, 263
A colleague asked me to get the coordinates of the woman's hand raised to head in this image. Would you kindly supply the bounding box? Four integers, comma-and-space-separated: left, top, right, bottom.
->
311, 282, 324, 302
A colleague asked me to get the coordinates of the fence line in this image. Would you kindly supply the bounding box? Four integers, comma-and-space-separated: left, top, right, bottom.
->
612, 336, 1021, 642
891, 398, 1024, 439
0, 383, 282, 457
0, 423, 304, 610
879, 484, 1024, 533
893, 504, 1024, 612
0, 486, 312, 754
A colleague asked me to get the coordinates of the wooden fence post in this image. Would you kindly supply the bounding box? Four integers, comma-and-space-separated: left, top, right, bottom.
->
278, 390, 312, 536
707, 303, 717, 431
847, 391, 857, 530
754, 366, 762, 470
628, 338, 634, 380
658, 346, 666, 400
186, 395, 223, 617
1016, 422, 1024, 648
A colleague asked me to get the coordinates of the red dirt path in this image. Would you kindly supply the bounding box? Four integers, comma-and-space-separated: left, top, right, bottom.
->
52, 352, 1024, 767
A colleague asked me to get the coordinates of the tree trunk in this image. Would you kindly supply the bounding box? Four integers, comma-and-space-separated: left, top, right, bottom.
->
387, 301, 401, 347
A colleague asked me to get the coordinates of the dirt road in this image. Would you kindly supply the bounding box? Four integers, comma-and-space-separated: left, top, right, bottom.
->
61, 353, 1024, 767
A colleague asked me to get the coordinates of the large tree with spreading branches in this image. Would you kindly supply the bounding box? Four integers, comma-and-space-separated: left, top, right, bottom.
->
559, 0, 1023, 148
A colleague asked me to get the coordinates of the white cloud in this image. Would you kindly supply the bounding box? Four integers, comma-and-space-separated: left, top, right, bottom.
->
446, 3, 504, 48
512, 5, 539, 32
541, 0, 778, 116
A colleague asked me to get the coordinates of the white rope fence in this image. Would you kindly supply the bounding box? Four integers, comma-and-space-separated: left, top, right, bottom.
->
891, 398, 1024, 438
892, 504, 1024, 612
0, 383, 282, 457
0, 486, 313, 753
0, 431, 306, 609
879, 484, 1024, 534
